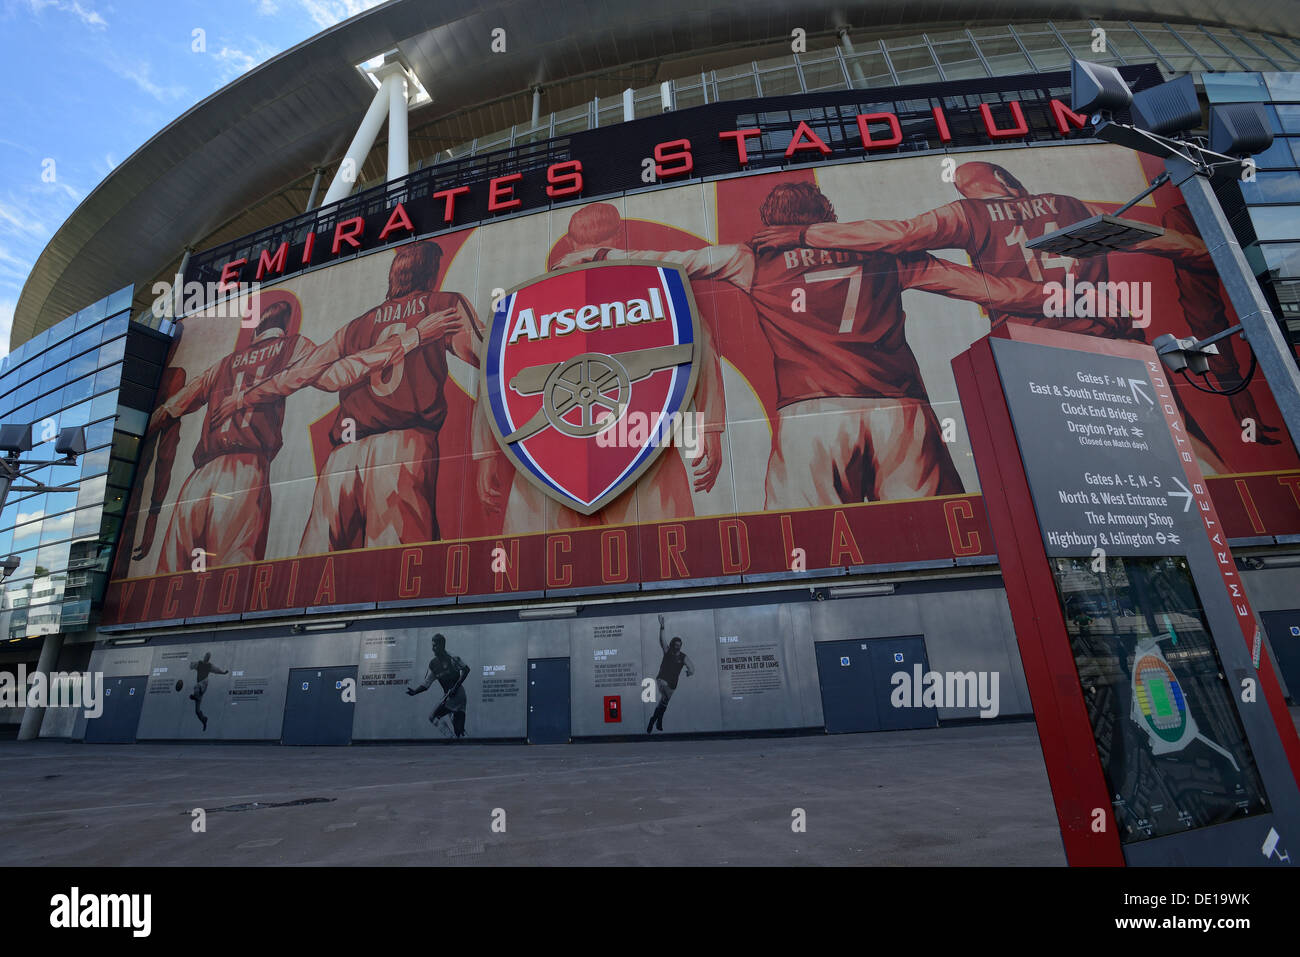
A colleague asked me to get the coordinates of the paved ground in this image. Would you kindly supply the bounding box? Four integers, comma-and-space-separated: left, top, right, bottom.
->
0, 720, 1068, 866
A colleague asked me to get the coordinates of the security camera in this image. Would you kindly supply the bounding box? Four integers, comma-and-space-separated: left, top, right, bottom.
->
55, 426, 86, 461
0, 424, 32, 456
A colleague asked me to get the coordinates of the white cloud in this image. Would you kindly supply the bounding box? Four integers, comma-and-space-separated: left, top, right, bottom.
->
256, 0, 279, 13
0, 202, 49, 239
107, 58, 186, 103
23, 0, 107, 29
297, 0, 385, 29
0, 245, 35, 285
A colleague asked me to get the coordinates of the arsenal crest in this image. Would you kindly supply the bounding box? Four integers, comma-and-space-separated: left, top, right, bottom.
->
483, 261, 702, 514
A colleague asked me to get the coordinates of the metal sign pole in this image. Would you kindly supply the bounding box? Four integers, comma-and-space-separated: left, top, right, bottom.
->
1166, 156, 1300, 454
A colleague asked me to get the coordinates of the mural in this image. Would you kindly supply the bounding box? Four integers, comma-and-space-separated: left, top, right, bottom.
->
104, 143, 1300, 623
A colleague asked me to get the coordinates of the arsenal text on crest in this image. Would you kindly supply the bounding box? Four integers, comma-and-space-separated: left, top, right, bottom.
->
507, 287, 667, 343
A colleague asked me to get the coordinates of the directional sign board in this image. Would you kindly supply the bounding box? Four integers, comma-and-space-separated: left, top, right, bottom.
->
955, 324, 1300, 867
993, 340, 1199, 557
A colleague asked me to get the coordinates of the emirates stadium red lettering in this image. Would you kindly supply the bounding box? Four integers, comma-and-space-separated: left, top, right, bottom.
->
215, 98, 1086, 284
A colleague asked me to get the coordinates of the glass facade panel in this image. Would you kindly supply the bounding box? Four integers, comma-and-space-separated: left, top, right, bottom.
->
1261, 242, 1300, 278
0, 285, 170, 641
716, 74, 758, 101
1276, 106, 1300, 133
758, 66, 802, 97
886, 45, 942, 85
1240, 172, 1300, 204
796, 59, 846, 93
844, 52, 893, 88
72, 506, 103, 539
98, 336, 126, 366
974, 36, 1032, 75
1265, 72, 1300, 100
1252, 204, 1300, 241
932, 41, 989, 80
89, 391, 118, 422
1204, 72, 1268, 102
1255, 135, 1300, 169
1011, 29, 1073, 71
1138, 26, 1207, 73
79, 445, 110, 478
62, 377, 94, 407
75, 474, 107, 511
115, 407, 149, 435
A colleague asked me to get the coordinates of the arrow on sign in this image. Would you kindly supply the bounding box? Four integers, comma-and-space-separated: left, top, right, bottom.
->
1129, 378, 1154, 407
1169, 476, 1194, 512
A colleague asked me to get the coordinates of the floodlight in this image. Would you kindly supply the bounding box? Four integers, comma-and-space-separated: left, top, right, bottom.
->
1153, 334, 1217, 375
1130, 75, 1201, 137
1026, 214, 1164, 258
1209, 102, 1274, 157
1070, 60, 1132, 118
0, 424, 32, 455
54, 426, 86, 460
1, 555, 19, 579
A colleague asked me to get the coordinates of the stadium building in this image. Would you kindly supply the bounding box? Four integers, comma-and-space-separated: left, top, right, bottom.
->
4, 2, 1300, 759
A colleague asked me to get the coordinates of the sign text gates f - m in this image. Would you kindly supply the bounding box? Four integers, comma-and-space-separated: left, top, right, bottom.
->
483, 261, 701, 514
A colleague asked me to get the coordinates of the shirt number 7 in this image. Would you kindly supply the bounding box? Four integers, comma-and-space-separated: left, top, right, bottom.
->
805, 266, 863, 333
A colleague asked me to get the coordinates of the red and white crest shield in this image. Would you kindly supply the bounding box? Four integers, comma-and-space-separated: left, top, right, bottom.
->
483, 261, 701, 514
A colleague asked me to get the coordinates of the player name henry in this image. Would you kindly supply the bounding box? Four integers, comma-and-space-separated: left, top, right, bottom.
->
507, 287, 667, 343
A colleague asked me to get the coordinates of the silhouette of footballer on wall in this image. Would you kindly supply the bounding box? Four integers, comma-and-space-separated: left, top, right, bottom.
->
406, 633, 471, 737
648, 614, 695, 734
189, 651, 227, 732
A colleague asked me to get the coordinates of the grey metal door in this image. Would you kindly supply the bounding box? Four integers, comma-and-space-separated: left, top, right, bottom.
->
868, 635, 938, 731
281, 666, 356, 745
814, 639, 881, 733
527, 658, 570, 744
84, 675, 146, 743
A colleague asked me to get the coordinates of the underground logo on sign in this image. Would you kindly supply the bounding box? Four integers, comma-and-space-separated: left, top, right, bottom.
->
483, 261, 701, 514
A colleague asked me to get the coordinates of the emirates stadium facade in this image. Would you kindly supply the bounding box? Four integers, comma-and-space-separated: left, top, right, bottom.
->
5, 1, 1300, 748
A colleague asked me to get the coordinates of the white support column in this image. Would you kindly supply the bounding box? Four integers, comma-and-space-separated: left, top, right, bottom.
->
17, 633, 63, 741
531, 86, 542, 126
171, 246, 193, 320
387, 71, 409, 181
838, 27, 867, 88
305, 167, 325, 211
622, 87, 635, 122
322, 68, 405, 207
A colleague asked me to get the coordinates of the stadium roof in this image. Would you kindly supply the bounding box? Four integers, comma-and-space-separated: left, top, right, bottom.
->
12, 0, 1300, 347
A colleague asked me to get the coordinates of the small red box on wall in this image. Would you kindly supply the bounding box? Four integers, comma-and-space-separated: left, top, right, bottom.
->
604, 695, 621, 723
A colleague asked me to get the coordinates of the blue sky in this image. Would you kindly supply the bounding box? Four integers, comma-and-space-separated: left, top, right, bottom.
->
0, 0, 386, 355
